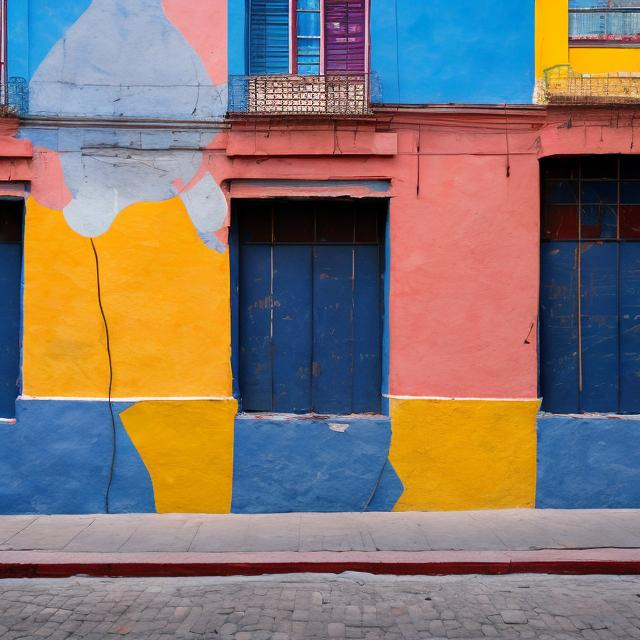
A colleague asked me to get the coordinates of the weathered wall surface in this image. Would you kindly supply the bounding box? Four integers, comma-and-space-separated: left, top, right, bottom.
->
537, 415, 640, 509
1, 1, 640, 514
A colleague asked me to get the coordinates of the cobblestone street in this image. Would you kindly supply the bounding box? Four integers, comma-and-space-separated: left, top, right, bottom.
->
1, 573, 640, 639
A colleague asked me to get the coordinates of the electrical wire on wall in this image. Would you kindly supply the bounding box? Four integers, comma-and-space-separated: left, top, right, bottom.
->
90, 238, 117, 514
504, 104, 511, 177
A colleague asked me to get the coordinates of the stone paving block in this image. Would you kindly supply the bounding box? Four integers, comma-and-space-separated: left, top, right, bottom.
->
500, 610, 528, 624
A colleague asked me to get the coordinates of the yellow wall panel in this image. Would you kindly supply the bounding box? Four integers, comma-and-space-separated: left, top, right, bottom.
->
121, 399, 237, 513
389, 398, 539, 511
569, 47, 640, 74
23, 197, 232, 398
536, 0, 640, 78
536, 0, 569, 79
23, 198, 108, 397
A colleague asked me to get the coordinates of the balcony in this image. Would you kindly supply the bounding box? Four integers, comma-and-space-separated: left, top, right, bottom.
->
0, 78, 28, 117
569, 7, 640, 45
228, 73, 378, 117
540, 64, 640, 104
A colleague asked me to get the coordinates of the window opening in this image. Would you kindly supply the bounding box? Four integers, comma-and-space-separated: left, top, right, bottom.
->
569, 0, 640, 44
235, 199, 385, 415
249, 0, 367, 75
296, 0, 321, 75
0, 199, 23, 418
540, 155, 640, 414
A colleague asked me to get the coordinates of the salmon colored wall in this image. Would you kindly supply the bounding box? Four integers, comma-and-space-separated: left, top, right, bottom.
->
390, 151, 540, 398
162, 0, 227, 85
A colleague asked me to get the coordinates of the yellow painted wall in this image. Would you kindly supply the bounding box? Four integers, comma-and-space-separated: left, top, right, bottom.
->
389, 398, 539, 511
536, 0, 569, 79
536, 0, 640, 78
23, 197, 232, 398
121, 399, 237, 513
569, 48, 640, 74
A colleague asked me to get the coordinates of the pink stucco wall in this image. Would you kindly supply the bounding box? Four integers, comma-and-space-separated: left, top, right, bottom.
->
224, 108, 640, 401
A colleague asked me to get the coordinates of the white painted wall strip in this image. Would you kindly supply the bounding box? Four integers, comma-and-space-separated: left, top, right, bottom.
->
384, 394, 541, 402
19, 395, 235, 403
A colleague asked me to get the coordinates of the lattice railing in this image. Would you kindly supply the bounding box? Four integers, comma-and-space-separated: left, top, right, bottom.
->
540, 64, 640, 104
228, 73, 379, 117
0, 78, 28, 116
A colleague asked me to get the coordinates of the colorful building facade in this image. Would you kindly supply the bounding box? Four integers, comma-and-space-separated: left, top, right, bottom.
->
0, 0, 639, 514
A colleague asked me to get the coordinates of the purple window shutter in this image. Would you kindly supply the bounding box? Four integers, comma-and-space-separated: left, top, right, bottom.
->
324, 0, 366, 73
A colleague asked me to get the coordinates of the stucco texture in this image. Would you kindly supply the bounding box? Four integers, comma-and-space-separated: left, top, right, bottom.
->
537, 416, 640, 509
0, 400, 154, 514
389, 399, 539, 511
231, 416, 401, 513
121, 400, 236, 514
23, 197, 232, 399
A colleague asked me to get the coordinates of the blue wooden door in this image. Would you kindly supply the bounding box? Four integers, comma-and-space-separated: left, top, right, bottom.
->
238, 200, 384, 415
0, 201, 23, 418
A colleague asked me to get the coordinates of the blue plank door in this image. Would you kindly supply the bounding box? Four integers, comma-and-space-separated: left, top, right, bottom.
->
0, 226, 22, 418
240, 243, 382, 415
541, 241, 640, 414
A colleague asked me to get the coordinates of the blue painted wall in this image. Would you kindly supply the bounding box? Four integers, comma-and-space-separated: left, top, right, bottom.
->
370, 0, 535, 104
0, 400, 155, 514
537, 416, 640, 508
229, 0, 535, 104
9, 0, 227, 119
228, 0, 247, 76
7, 0, 93, 81
232, 415, 402, 513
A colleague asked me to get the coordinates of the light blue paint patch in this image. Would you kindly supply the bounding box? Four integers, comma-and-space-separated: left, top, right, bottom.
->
365, 460, 403, 512
0, 400, 155, 514
7, 0, 93, 81
28, 0, 227, 119
232, 416, 393, 513
537, 415, 640, 509
370, 0, 535, 104
228, 0, 247, 76
18, 125, 225, 244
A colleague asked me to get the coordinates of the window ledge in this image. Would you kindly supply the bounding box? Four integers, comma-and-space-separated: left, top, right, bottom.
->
569, 41, 640, 48
538, 411, 640, 420
236, 412, 389, 421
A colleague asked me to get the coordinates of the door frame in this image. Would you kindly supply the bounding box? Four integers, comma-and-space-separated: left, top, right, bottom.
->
229, 196, 390, 416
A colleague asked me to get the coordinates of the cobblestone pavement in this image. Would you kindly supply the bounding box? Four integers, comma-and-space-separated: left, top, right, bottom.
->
1, 573, 640, 639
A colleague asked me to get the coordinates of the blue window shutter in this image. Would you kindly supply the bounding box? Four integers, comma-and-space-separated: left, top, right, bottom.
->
250, 0, 290, 75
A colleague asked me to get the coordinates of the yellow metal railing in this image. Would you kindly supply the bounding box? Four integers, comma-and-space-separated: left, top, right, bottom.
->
540, 64, 640, 105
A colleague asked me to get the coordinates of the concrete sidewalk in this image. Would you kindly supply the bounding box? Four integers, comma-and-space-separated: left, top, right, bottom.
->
1, 510, 640, 577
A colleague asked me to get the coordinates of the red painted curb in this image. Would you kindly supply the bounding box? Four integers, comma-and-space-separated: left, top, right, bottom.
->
1, 549, 640, 578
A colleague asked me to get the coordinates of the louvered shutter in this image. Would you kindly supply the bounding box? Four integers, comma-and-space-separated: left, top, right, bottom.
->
324, 0, 366, 73
249, 0, 290, 75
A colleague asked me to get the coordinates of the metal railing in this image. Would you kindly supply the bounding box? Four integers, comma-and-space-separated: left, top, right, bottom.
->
228, 73, 379, 117
569, 7, 640, 43
0, 77, 28, 116
540, 64, 640, 104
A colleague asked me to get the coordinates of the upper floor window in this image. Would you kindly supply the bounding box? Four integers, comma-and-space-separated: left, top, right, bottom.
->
569, 0, 640, 45
249, 0, 367, 76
